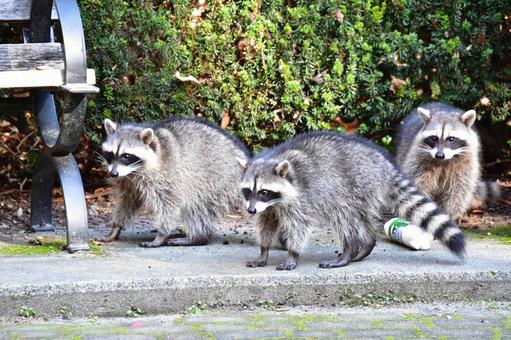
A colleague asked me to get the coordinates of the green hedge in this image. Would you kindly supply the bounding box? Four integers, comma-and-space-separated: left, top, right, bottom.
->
80, 0, 511, 148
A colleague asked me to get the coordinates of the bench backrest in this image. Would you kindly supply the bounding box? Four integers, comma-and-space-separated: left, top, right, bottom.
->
0, 0, 97, 93
0, 0, 58, 22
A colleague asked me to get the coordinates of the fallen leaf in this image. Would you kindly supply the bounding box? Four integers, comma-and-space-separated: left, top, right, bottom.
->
390, 75, 406, 94
311, 70, 328, 84
175, 71, 202, 84
220, 111, 230, 128
335, 9, 344, 23
332, 117, 360, 135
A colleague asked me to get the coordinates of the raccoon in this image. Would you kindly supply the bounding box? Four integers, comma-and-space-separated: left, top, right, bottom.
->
471, 181, 502, 209
98, 117, 251, 247
395, 102, 498, 219
238, 131, 465, 270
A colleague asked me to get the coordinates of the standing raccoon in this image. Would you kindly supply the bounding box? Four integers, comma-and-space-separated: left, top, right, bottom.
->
99, 117, 250, 247
239, 131, 465, 270
396, 102, 499, 220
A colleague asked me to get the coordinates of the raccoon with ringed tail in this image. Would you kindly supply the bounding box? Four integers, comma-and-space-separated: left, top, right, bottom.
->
98, 117, 250, 247
396, 102, 500, 220
238, 131, 465, 270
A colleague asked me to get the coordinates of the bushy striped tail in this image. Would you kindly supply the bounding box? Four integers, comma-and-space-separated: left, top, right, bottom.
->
475, 180, 501, 204
390, 173, 466, 259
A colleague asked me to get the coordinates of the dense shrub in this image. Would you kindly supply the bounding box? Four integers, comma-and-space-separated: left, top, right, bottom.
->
80, 0, 511, 148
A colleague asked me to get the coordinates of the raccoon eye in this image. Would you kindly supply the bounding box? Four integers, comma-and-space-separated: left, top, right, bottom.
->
120, 153, 141, 165
447, 137, 456, 142
423, 136, 438, 148
242, 188, 251, 200
103, 151, 114, 163
257, 189, 282, 202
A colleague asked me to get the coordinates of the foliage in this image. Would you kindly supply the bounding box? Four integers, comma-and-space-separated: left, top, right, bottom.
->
126, 306, 145, 317
184, 301, 208, 315
79, 0, 511, 148
18, 306, 36, 318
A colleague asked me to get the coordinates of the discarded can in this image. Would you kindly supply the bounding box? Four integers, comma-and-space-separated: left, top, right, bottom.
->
383, 217, 433, 250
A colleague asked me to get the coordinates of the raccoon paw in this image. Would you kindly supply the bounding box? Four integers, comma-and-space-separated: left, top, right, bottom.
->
139, 240, 163, 248
94, 225, 122, 243
276, 262, 297, 271
166, 237, 208, 246
319, 257, 350, 269
246, 259, 267, 267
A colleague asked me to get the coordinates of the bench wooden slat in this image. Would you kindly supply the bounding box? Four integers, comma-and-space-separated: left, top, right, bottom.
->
0, 0, 58, 22
0, 68, 97, 89
0, 43, 64, 71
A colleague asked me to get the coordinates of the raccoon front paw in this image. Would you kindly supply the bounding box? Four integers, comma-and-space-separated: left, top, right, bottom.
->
319, 257, 350, 269
94, 225, 122, 243
166, 237, 208, 246
94, 235, 118, 243
246, 259, 267, 267
275, 262, 297, 271
139, 241, 163, 248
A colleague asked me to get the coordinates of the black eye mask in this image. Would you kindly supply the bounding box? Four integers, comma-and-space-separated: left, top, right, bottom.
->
422, 136, 438, 148
103, 151, 114, 163
445, 137, 467, 149
120, 153, 141, 166
242, 188, 251, 200
102, 151, 141, 166
257, 189, 282, 202
241, 188, 282, 202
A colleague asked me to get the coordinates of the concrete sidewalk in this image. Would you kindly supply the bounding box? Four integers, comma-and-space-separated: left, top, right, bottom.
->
2, 303, 510, 339
0, 226, 510, 318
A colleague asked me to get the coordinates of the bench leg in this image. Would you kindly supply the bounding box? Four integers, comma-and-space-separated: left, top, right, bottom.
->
31, 153, 90, 253
31, 153, 55, 232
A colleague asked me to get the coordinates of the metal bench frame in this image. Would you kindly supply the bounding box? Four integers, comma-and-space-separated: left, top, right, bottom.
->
1, 0, 98, 252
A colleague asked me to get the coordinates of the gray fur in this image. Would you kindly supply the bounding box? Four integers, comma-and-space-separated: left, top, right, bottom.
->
470, 180, 502, 209
98, 117, 250, 247
396, 102, 488, 219
241, 131, 465, 270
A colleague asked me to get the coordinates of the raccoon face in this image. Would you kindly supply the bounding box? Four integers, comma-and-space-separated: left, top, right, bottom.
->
417, 108, 475, 161
101, 119, 159, 177
420, 134, 468, 160
239, 159, 297, 214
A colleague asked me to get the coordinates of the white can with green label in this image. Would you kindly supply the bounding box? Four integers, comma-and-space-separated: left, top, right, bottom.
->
384, 217, 433, 250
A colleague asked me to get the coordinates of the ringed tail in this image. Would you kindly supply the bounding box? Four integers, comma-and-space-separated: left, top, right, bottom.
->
390, 173, 466, 259
476, 180, 502, 204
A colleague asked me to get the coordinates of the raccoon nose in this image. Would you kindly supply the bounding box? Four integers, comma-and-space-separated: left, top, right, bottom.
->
247, 207, 257, 215
110, 170, 119, 177
435, 151, 445, 160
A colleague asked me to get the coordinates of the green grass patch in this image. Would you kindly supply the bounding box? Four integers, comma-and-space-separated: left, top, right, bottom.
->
372, 320, 384, 329
0, 240, 103, 256
492, 327, 503, 340
421, 317, 436, 330
411, 325, 426, 338
465, 225, 511, 244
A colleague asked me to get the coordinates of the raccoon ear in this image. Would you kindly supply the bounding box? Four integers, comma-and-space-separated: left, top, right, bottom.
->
139, 128, 154, 145
417, 107, 431, 124
461, 109, 476, 127
236, 157, 248, 170
275, 160, 290, 178
104, 119, 117, 135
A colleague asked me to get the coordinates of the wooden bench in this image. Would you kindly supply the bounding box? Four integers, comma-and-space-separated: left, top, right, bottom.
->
0, 0, 99, 252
